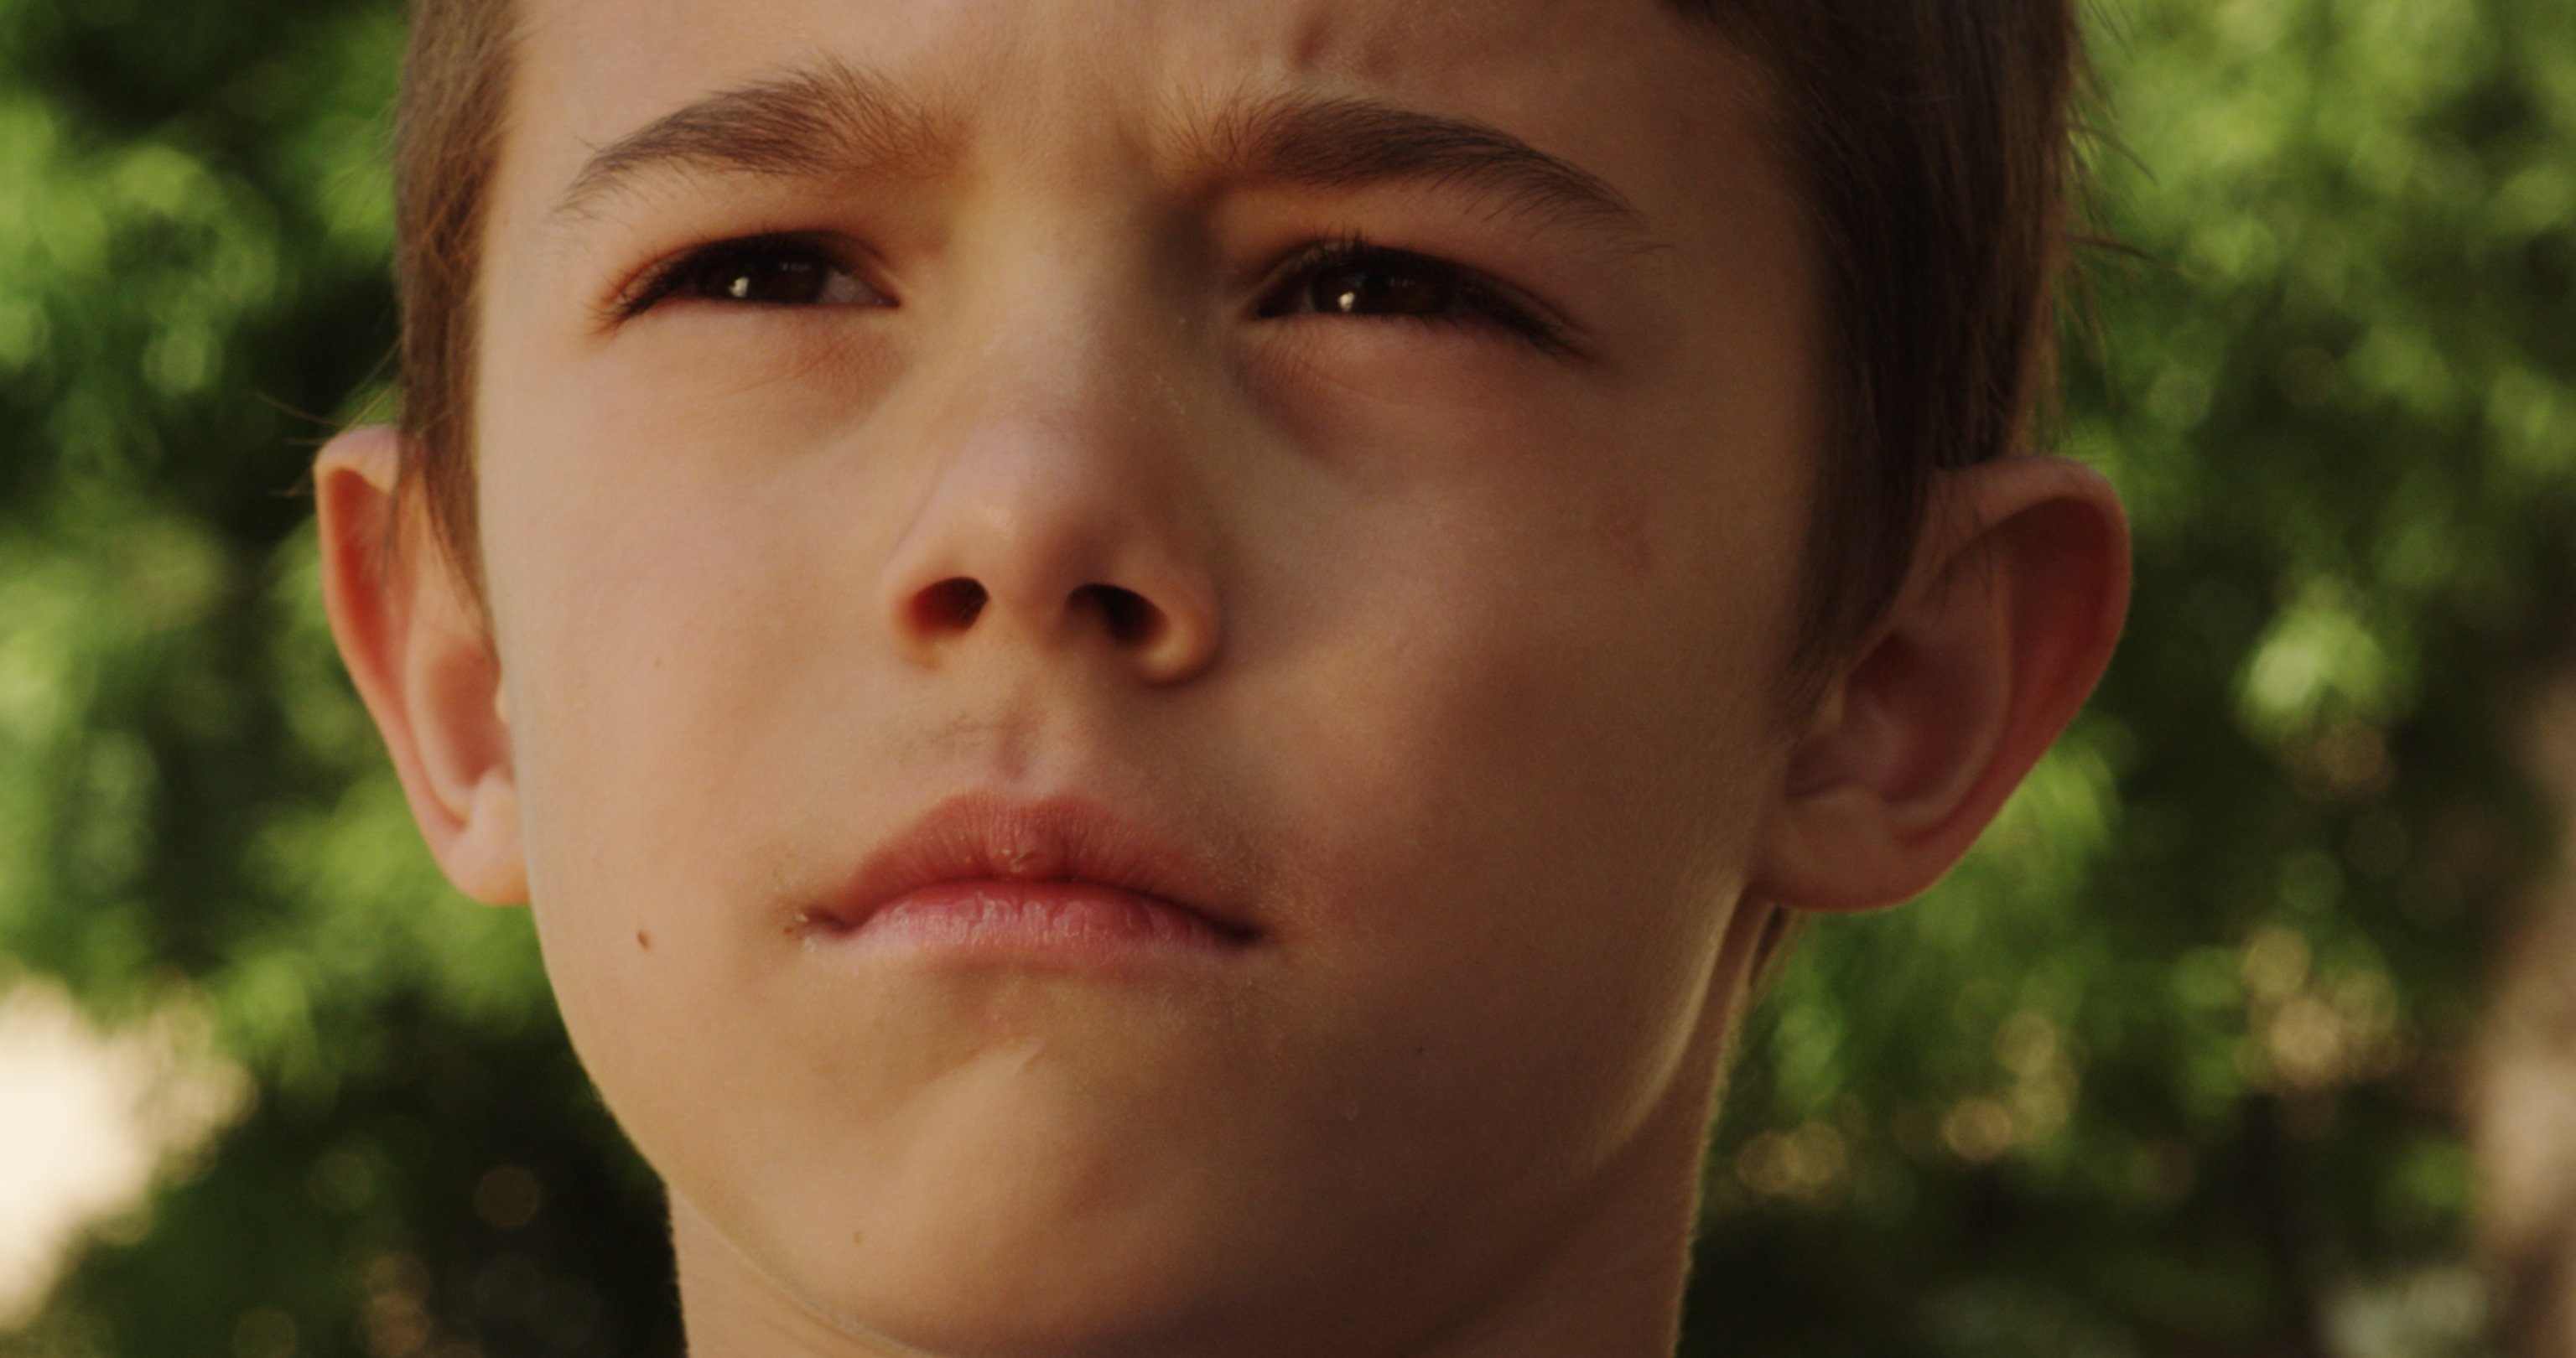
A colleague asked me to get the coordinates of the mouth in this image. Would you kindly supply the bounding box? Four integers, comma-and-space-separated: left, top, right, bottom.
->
796, 793, 1260, 962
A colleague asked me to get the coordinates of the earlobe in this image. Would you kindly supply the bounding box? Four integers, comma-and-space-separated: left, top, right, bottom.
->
314, 426, 529, 905
1753, 457, 2129, 912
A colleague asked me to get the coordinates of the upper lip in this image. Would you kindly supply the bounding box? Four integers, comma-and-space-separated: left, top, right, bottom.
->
807, 791, 1258, 941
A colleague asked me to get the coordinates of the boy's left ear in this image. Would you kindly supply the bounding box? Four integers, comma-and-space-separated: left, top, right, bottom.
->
1752, 457, 2128, 912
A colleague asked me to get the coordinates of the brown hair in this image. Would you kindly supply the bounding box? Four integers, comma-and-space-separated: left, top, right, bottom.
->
394, 0, 517, 594
1674, 0, 2085, 682
391, 0, 2082, 671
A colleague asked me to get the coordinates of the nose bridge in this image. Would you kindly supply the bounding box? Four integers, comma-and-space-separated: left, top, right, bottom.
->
958, 232, 1174, 463
875, 219, 1222, 681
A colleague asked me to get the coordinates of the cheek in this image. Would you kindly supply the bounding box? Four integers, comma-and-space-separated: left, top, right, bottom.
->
594, 310, 907, 444
470, 365, 904, 1060
475, 479, 926, 1206
1213, 391, 1803, 1167
475, 300, 903, 811
1230, 596, 1779, 1198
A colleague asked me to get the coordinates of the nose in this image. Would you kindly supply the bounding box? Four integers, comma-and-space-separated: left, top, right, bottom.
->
875, 303, 1223, 686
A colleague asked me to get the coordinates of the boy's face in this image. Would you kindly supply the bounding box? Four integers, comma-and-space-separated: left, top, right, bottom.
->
475, 0, 1814, 1349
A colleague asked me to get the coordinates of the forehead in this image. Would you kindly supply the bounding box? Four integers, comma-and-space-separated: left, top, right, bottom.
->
506, 0, 1768, 219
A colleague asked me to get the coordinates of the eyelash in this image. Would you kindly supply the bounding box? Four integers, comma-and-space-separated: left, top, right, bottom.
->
613, 233, 878, 320
613, 231, 1572, 355
1253, 235, 1573, 355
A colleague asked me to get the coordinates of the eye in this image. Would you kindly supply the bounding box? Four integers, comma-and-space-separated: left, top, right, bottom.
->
618, 234, 886, 319
1256, 237, 1569, 353
1296, 257, 1462, 319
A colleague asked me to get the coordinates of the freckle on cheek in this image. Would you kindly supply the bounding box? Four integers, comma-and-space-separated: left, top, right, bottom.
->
1600, 505, 1656, 578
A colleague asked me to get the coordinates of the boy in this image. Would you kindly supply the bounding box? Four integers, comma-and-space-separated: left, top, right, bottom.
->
314, 0, 2128, 1354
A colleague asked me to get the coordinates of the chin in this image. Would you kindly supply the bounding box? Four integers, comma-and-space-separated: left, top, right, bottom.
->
842, 1257, 1226, 1358
696, 1079, 1317, 1358
754, 1196, 1284, 1358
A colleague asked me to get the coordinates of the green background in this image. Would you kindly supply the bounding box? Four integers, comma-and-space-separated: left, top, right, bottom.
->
1, 0, 2571, 1353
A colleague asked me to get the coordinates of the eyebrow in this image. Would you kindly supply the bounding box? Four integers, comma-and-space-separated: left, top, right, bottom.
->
554, 60, 956, 220
1195, 91, 1656, 245
553, 62, 1657, 249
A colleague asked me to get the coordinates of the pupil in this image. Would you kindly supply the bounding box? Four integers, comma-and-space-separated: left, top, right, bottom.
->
705, 254, 824, 303
1315, 263, 1449, 316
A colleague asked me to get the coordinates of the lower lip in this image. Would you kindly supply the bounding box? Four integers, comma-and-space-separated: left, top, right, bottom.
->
818, 880, 1247, 961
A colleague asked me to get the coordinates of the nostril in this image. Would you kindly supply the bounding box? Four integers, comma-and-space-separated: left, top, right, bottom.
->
1078, 583, 1166, 647
913, 578, 989, 632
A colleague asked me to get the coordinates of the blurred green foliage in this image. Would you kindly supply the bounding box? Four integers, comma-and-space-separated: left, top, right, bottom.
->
0, 0, 2569, 1354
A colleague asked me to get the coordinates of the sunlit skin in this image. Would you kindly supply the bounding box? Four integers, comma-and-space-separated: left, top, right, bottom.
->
314, 1, 2129, 1355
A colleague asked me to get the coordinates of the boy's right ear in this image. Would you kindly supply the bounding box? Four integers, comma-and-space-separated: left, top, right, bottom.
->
314, 427, 528, 905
